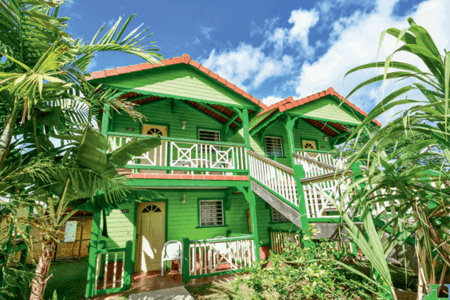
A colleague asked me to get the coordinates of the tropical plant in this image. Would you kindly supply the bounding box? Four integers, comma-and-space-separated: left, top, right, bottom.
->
0, 0, 163, 299
235, 230, 380, 299
337, 17, 450, 299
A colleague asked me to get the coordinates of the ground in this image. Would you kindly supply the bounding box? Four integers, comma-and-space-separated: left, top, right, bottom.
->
43, 258, 253, 300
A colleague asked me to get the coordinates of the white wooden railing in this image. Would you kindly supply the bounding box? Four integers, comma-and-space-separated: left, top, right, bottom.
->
248, 151, 298, 207
94, 248, 125, 292
302, 175, 352, 219
269, 229, 302, 254
296, 150, 345, 168
189, 236, 255, 276
108, 133, 248, 175
294, 153, 336, 179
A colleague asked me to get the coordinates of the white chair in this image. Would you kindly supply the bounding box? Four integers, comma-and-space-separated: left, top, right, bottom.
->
161, 240, 183, 276
211, 236, 235, 272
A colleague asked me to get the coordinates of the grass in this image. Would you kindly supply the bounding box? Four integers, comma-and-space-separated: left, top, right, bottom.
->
186, 279, 254, 300
43, 258, 88, 300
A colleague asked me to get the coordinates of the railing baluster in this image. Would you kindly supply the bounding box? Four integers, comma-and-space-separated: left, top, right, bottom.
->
103, 253, 109, 290
95, 254, 101, 292
113, 252, 118, 289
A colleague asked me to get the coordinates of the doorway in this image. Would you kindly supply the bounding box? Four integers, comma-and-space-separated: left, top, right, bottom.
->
135, 202, 166, 272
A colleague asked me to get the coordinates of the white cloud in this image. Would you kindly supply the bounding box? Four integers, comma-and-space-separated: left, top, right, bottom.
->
65, 0, 74, 7
108, 19, 115, 27
286, 8, 319, 56
262, 95, 284, 106
202, 43, 294, 91
201, 27, 214, 40
291, 0, 449, 124
193, 37, 201, 45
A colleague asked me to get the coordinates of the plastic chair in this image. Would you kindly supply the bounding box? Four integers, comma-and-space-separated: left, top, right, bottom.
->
161, 240, 183, 276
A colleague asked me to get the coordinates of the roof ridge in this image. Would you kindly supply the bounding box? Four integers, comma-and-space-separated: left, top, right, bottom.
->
277, 87, 381, 127
86, 54, 266, 110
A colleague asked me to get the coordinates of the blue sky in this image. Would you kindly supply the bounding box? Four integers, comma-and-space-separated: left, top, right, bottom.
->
62, 0, 447, 124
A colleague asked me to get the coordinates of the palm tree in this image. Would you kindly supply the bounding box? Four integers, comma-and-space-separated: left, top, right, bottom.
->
0, 1, 163, 299
338, 17, 450, 298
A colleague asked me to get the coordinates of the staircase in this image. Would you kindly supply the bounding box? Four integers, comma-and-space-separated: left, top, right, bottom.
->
248, 150, 417, 268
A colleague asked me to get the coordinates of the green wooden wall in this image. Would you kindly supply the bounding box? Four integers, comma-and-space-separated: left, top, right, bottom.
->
93, 65, 252, 108
250, 118, 333, 168
98, 189, 297, 251
112, 99, 226, 141
287, 96, 361, 125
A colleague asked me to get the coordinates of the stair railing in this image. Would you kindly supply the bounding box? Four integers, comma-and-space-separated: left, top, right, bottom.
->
248, 151, 298, 207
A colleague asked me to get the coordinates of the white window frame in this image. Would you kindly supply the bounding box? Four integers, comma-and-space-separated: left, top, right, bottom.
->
271, 207, 290, 223
199, 200, 225, 227
265, 136, 284, 157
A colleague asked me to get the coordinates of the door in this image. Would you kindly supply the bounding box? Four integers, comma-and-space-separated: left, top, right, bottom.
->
135, 202, 166, 272
141, 124, 168, 167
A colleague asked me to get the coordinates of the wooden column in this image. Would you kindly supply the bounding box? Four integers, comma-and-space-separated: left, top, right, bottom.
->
85, 210, 101, 298
238, 186, 261, 262
101, 104, 111, 137
283, 115, 297, 167
292, 164, 314, 249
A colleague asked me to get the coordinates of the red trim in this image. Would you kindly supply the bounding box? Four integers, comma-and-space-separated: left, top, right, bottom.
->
86, 54, 266, 110
257, 87, 381, 127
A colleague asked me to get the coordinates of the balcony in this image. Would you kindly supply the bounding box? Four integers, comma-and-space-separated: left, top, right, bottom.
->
108, 133, 249, 181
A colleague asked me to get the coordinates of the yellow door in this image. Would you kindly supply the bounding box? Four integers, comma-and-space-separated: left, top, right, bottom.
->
141, 124, 168, 167
135, 202, 166, 272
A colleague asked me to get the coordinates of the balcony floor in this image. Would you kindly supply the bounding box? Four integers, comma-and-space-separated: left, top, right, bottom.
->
126, 173, 249, 181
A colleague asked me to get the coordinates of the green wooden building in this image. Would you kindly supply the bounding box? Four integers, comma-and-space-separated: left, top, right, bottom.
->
82, 54, 380, 297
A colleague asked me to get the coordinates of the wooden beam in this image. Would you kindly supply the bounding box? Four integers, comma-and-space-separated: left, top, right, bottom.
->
223, 113, 239, 141
205, 104, 240, 127
251, 111, 281, 136
171, 99, 176, 113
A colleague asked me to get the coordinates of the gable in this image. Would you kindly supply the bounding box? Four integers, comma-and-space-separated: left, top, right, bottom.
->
287, 96, 361, 125
92, 65, 253, 108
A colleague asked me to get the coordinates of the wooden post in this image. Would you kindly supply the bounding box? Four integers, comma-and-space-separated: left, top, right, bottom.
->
182, 238, 190, 283
238, 186, 261, 262
101, 104, 111, 137
85, 210, 101, 298
292, 164, 314, 249
283, 115, 297, 166
123, 240, 133, 290
268, 227, 273, 252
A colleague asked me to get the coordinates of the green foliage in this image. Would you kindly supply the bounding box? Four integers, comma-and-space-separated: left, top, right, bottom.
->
338, 16, 450, 296
235, 236, 379, 299
0, 0, 163, 298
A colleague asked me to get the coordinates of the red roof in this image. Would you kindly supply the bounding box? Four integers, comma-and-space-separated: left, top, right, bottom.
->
258, 87, 381, 127
87, 54, 266, 110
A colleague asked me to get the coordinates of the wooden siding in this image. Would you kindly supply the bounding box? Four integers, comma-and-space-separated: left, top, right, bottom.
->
99, 202, 135, 250
287, 96, 361, 124
251, 118, 332, 168
99, 189, 297, 252
97, 65, 251, 108
255, 195, 299, 246
112, 99, 225, 140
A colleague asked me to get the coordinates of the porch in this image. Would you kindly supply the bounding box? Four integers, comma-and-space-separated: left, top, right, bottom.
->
109, 133, 250, 179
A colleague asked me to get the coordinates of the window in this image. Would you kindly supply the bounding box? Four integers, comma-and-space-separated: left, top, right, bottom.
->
199, 200, 224, 227
265, 136, 283, 157
301, 140, 317, 150
271, 207, 290, 223
198, 129, 220, 142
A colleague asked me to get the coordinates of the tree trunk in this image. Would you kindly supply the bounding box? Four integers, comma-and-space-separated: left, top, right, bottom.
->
29, 240, 55, 300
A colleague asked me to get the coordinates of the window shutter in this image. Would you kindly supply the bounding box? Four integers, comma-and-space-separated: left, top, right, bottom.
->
271, 207, 290, 223
265, 136, 283, 157
200, 200, 224, 227
198, 130, 220, 142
